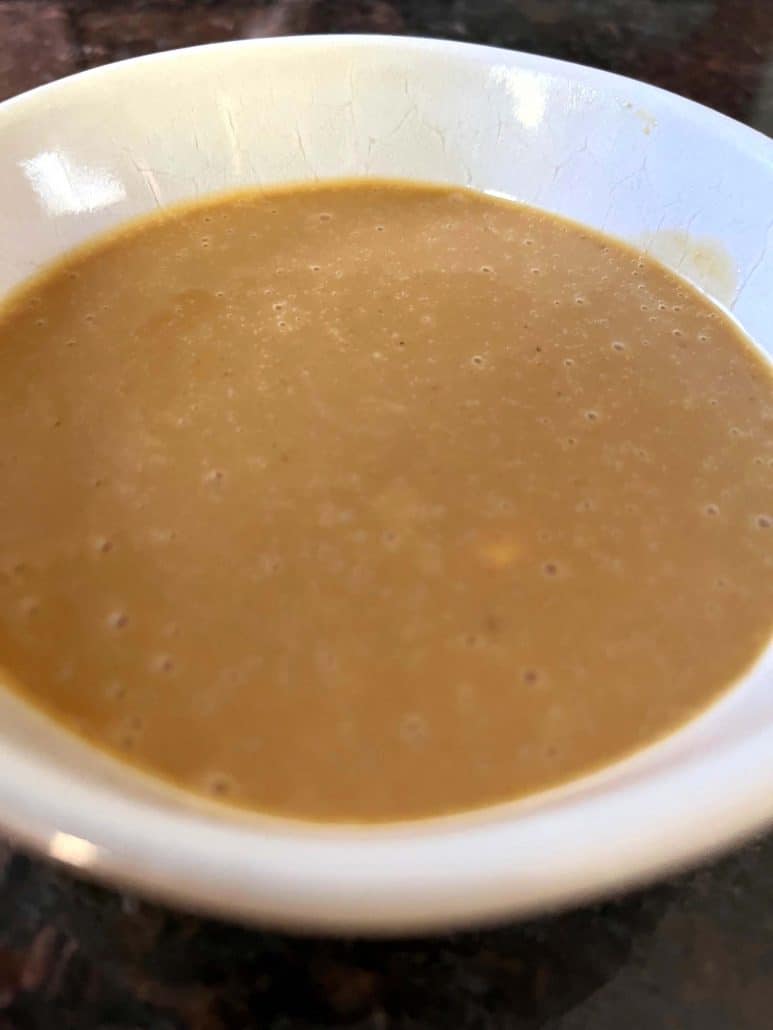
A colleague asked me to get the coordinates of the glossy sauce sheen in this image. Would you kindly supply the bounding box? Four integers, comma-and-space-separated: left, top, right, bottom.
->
0, 182, 771, 822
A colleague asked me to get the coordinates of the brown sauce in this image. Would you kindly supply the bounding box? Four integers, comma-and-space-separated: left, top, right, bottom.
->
0, 180, 770, 822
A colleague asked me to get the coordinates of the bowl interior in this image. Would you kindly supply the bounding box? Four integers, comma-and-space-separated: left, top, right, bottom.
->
0, 36, 771, 931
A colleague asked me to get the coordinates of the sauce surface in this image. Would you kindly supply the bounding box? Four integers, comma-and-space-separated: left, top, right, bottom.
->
0, 181, 771, 822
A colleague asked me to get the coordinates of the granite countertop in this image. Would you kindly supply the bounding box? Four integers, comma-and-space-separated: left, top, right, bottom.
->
0, 2, 771, 1028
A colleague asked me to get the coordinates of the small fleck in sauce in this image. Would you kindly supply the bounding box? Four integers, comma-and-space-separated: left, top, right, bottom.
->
0, 180, 770, 822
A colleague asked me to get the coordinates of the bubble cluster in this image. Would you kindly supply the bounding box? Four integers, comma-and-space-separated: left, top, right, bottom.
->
258, 553, 283, 576
117, 715, 143, 751
105, 681, 127, 701
148, 528, 175, 545
399, 712, 428, 746
205, 772, 235, 798
117, 730, 136, 751
106, 610, 129, 630
152, 654, 175, 674
19, 596, 39, 617
315, 646, 339, 674
461, 631, 482, 649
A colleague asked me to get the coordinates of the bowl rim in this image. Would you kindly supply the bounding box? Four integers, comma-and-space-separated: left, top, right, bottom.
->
0, 32, 771, 934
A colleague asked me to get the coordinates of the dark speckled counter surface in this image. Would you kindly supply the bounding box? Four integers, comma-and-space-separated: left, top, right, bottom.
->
0, 2, 771, 1027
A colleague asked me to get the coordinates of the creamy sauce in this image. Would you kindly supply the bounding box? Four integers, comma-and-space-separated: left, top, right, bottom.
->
0, 180, 770, 822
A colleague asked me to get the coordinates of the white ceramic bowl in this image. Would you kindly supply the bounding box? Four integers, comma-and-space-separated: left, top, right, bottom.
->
0, 35, 771, 934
